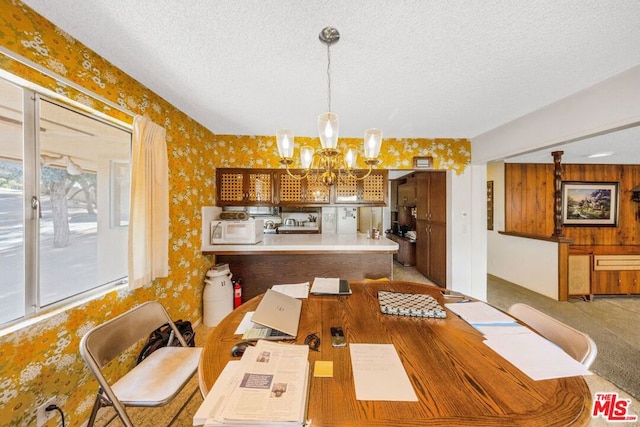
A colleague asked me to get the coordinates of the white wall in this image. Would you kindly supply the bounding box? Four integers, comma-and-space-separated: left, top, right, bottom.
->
476, 65, 640, 299
449, 166, 487, 301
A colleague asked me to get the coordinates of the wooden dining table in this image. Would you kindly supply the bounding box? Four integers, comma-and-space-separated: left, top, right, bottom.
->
198, 280, 592, 426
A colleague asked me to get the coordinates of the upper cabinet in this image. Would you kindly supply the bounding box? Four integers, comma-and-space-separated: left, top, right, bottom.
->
397, 174, 417, 207
333, 170, 388, 206
274, 170, 331, 205
216, 168, 387, 207
216, 168, 275, 206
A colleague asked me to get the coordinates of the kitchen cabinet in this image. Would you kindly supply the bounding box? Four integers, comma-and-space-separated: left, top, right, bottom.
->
332, 170, 388, 206
217, 168, 387, 207
216, 168, 274, 206
397, 176, 416, 207
274, 170, 331, 205
386, 233, 416, 266
415, 171, 447, 287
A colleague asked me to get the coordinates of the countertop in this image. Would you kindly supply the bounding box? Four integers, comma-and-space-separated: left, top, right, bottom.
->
202, 233, 399, 253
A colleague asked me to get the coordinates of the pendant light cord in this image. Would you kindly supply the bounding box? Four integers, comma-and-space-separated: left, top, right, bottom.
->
326, 42, 332, 113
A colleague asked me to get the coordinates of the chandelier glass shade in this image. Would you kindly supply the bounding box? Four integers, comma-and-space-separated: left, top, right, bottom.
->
276, 27, 383, 187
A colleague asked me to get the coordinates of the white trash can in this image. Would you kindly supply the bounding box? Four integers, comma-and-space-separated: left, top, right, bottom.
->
203, 264, 233, 327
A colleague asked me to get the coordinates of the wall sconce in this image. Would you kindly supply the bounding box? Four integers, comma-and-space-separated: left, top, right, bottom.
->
632, 185, 640, 221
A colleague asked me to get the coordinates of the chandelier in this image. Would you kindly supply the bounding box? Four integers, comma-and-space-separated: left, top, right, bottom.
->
276, 27, 383, 187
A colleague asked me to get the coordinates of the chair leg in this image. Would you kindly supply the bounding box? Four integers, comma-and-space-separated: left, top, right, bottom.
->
167, 385, 200, 426
86, 391, 105, 427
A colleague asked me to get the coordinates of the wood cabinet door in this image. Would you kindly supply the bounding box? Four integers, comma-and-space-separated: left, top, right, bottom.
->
398, 181, 416, 207
428, 171, 447, 223
415, 173, 429, 219
333, 170, 387, 205
246, 170, 274, 204
415, 220, 429, 277
275, 171, 330, 205
216, 169, 246, 204
428, 222, 447, 287
216, 168, 274, 205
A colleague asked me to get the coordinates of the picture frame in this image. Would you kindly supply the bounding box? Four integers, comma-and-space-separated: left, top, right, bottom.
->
561, 181, 619, 227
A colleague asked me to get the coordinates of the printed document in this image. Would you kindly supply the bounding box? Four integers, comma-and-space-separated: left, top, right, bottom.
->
270, 282, 310, 299
195, 340, 310, 426
349, 343, 418, 401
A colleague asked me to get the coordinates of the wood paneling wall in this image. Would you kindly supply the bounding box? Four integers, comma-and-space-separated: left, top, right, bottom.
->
505, 163, 640, 245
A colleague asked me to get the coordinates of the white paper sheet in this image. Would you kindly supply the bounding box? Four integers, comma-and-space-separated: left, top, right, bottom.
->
474, 323, 531, 336
234, 311, 256, 334
310, 277, 340, 294
349, 343, 418, 401
271, 282, 310, 299
483, 331, 592, 380
445, 301, 516, 325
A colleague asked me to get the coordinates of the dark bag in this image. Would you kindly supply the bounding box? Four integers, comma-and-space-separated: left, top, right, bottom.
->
136, 319, 195, 364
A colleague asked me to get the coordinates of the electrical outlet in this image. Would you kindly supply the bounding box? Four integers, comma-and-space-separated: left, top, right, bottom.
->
36, 397, 56, 427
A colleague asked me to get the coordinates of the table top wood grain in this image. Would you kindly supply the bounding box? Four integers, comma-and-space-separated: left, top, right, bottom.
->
199, 280, 591, 426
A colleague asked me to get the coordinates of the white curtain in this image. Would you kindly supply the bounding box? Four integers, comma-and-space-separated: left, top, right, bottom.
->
128, 115, 169, 290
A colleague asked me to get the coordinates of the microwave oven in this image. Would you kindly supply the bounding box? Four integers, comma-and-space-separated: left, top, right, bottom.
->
210, 219, 264, 244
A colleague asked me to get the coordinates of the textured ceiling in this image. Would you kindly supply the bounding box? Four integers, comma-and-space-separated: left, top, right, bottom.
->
20, 0, 640, 163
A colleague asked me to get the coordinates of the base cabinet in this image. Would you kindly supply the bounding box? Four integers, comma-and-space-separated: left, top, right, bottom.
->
567, 247, 640, 297
416, 220, 446, 287
386, 234, 416, 266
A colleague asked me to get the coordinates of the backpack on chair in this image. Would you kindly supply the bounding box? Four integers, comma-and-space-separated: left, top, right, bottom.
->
136, 319, 195, 364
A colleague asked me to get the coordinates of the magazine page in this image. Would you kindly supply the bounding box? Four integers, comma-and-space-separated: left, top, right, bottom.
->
217, 340, 310, 425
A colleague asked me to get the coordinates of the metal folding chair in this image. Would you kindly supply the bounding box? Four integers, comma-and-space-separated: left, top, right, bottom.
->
80, 301, 202, 426
507, 302, 597, 368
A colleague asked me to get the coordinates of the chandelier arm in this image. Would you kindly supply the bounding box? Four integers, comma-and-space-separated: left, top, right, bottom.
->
283, 161, 311, 181
344, 163, 375, 181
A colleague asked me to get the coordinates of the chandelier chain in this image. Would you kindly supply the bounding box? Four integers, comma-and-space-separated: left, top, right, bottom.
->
326, 42, 332, 113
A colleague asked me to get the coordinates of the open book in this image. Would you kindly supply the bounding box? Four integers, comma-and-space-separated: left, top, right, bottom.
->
194, 340, 310, 426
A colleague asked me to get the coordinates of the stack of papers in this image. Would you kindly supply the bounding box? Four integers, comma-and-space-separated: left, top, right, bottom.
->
194, 340, 310, 426
445, 301, 591, 380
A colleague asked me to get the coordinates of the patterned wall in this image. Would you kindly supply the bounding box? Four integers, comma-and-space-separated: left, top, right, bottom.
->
0, 1, 470, 425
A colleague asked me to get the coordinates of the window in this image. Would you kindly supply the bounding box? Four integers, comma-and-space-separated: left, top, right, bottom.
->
0, 77, 132, 326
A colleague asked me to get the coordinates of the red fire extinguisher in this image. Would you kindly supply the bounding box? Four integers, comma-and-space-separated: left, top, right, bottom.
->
233, 278, 242, 308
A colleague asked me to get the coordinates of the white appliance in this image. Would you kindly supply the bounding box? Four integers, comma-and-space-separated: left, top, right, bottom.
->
337, 207, 358, 234
210, 219, 264, 244
321, 207, 337, 234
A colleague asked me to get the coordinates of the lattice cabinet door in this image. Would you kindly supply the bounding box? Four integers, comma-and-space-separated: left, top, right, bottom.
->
275, 170, 330, 205
333, 170, 387, 206
216, 169, 245, 204
216, 168, 274, 206
247, 171, 273, 203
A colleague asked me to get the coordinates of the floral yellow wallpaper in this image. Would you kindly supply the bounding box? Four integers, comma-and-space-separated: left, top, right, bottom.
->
0, 1, 469, 426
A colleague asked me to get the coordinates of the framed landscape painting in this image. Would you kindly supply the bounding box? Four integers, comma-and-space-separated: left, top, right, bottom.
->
561, 181, 619, 226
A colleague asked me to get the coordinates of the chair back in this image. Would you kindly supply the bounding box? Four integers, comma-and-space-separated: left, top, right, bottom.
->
507, 303, 597, 368
81, 301, 184, 368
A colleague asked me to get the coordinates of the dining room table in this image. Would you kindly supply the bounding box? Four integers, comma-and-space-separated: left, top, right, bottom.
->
198, 280, 592, 426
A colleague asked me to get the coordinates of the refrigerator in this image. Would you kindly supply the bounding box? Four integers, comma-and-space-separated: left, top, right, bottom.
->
337, 207, 358, 234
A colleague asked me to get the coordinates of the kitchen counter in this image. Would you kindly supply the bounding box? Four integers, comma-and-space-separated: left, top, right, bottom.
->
204, 234, 399, 302
202, 233, 398, 254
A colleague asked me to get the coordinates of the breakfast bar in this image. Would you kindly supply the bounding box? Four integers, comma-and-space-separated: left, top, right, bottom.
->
202, 234, 399, 301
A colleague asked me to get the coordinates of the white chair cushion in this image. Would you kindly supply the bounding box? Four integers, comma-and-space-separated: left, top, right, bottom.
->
111, 346, 202, 406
